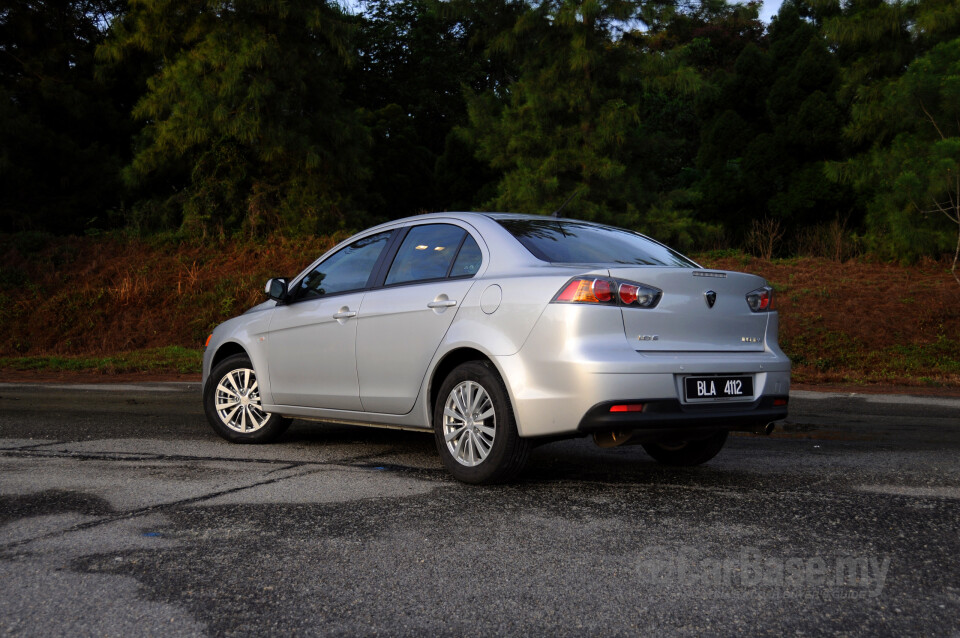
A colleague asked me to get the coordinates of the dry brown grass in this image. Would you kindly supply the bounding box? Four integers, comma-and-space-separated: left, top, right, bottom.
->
2, 234, 958, 387
0, 233, 345, 355
700, 253, 960, 386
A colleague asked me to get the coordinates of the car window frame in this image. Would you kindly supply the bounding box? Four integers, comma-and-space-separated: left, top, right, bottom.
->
282, 229, 400, 305
371, 222, 484, 290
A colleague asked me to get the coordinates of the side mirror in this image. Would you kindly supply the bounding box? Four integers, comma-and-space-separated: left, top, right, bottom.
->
265, 278, 288, 302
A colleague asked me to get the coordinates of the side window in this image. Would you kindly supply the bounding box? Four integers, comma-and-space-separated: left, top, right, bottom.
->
385, 224, 466, 286
295, 231, 391, 300
450, 234, 482, 277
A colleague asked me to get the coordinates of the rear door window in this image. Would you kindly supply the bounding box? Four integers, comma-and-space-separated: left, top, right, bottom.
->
385, 224, 470, 286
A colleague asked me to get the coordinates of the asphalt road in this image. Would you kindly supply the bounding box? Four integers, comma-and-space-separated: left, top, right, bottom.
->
0, 383, 958, 637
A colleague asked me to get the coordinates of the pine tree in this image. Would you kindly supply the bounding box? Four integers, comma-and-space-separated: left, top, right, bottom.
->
828, 36, 960, 277
0, 0, 128, 233
347, 0, 524, 220
99, 0, 369, 235
824, 0, 960, 269
462, 0, 644, 223
693, 1, 854, 248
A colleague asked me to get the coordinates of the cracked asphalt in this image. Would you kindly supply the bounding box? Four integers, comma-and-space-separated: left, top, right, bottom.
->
0, 382, 959, 636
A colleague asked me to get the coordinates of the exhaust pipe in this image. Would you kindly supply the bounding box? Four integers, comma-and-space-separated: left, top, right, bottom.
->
593, 430, 634, 448
751, 422, 776, 435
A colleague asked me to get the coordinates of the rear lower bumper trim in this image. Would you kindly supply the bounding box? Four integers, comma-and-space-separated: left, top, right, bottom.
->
576, 395, 788, 433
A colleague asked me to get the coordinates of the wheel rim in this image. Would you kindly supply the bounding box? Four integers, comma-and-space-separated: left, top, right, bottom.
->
442, 380, 496, 467
214, 367, 270, 433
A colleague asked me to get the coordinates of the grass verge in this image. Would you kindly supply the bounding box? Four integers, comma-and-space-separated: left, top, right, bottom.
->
0, 346, 202, 375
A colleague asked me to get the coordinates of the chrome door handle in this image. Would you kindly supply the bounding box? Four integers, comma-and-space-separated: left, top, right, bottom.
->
333, 309, 357, 319
427, 300, 457, 308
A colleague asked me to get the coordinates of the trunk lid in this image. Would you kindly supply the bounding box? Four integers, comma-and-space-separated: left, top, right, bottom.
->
607, 267, 770, 352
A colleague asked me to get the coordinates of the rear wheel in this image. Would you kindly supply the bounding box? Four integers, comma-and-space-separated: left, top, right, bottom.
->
433, 361, 530, 484
641, 431, 728, 466
204, 354, 290, 443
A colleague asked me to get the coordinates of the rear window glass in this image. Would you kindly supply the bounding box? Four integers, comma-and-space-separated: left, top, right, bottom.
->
496, 218, 697, 267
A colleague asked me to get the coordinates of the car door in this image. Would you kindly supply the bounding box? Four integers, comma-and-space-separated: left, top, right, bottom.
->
265, 231, 393, 409
356, 223, 484, 415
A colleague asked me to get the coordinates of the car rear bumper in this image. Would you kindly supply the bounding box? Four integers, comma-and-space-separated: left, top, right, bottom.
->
494, 350, 791, 437
495, 359, 791, 437
493, 302, 791, 437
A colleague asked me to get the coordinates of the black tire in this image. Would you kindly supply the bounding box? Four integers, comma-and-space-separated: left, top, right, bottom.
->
203, 354, 291, 443
641, 431, 728, 466
433, 361, 531, 484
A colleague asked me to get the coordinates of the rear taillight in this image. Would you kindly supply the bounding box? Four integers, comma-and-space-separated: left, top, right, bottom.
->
556, 278, 615, 304
746, 286, 774, 312
554, 278, 661, 308
618, 282, 661, 308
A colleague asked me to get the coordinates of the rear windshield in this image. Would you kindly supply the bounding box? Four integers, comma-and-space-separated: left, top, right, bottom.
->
496, 218, 697, 267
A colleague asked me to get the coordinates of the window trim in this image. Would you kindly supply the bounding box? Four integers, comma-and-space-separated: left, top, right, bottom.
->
443, 233, 470, 278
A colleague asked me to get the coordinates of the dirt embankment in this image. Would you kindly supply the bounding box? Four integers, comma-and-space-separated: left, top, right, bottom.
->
2, 234, 958, 389
1, 233, 342, 354
701, 254, 960, 387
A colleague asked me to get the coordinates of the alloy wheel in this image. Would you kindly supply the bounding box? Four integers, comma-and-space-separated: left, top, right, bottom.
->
442, 380, 496, 466
215, 368, 269, 433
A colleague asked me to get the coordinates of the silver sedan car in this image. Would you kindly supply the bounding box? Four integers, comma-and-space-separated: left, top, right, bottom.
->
202, 213, 790, 483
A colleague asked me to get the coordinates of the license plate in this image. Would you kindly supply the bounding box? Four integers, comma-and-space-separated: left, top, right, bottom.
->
685, 376, 753, 400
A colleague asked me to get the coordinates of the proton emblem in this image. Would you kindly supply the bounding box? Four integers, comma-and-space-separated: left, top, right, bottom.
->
704, 290, 717, 308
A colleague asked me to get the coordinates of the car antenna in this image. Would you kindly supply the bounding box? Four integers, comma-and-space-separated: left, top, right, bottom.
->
551, 189, 579, 218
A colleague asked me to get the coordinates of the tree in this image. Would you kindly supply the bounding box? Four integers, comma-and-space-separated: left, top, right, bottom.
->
822, 0, 960, 272
460, 0, 644, 222
821, 0, 960, 101
693, 1, 855, 248
828, 37, 960, 281
347, 0, 524, 220
99, 0, 369, 236
0, 0, 128, 233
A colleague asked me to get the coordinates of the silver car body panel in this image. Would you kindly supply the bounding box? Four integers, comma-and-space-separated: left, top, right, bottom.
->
202, 212, 791, 438
356, 277, 478, 414
266, 290, 366, 410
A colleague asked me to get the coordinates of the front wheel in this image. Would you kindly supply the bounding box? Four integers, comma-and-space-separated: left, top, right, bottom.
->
203, 354, 290, 443
641, 431, 728, 466
433, 361, 530, 484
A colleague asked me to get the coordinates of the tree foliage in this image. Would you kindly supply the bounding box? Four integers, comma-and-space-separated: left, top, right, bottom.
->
693, 2, 854, 247
0, 0, 128, 233
829, 37, 960, 276
99, 0, 368, 235
464, 0, 643, 220
2, 0, 960, 268
347, 0, 524, 220
824, 0, 960, 268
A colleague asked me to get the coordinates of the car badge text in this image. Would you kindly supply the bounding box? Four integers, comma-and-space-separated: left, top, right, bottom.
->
638, 335, 660, 341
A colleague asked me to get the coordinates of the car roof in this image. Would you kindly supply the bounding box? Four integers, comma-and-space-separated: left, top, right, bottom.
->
365, 211, 592, 228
